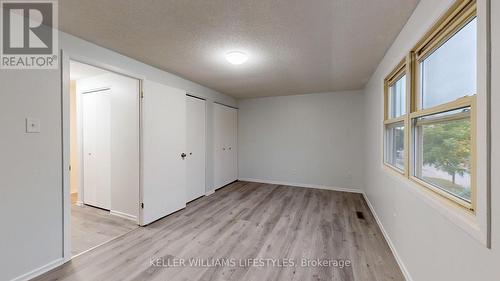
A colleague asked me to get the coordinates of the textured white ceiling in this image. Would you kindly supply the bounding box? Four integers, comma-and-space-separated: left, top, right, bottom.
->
59, 0, 419, 98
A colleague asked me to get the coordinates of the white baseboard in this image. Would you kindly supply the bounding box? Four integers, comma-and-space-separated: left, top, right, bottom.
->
110, 210, 137, 222
75, 201, 83, 206
9, 258, 64, 281
205, 190, 215, 196
362, 193, 413, 281
238, 178, 362, 194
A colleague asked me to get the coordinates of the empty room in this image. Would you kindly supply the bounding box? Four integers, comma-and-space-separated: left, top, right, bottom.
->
0, 0, 499, 281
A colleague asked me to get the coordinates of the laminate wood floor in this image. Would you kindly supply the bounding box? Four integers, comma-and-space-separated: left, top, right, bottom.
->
36, 181, 404, 281
71, 203, 138, 256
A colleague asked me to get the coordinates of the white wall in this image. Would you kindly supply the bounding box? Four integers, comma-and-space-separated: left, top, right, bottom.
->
0, 69, 63, 281
76, 72, 140, 220
362, 0, 500, 280
238, 91, 364, 191
0, 32, 236, 281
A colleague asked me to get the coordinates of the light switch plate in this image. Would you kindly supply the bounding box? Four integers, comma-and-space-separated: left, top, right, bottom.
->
26, 118, 41, 133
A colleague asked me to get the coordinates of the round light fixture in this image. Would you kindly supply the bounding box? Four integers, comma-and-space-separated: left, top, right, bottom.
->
225, 51, 248, 65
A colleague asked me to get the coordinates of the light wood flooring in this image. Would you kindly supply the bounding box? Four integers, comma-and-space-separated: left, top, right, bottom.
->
71, 201, 138, 256
36, 181, 403, 281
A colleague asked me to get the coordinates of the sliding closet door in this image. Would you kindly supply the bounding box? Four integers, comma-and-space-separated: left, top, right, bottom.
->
222, 106, 233, 185
82, 90, 111, 210
213, 104, 225, 189
214, 103, 238, 189
141, 81, 186, 225
186, 96, 206, 202
228, 107, 238, 183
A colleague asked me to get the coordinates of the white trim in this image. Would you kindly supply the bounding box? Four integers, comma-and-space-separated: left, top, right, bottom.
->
75, 201, 84, 207
238, 178, 362, 194
61, 50, 72, 263
205, 189, 215, 196
110, 210, 138, 222
363, 193, 413, 281
9, 258, 64, 281
138, 79, 145, 226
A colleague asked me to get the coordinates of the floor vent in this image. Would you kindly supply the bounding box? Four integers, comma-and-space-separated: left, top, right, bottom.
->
356, 211, 365, 220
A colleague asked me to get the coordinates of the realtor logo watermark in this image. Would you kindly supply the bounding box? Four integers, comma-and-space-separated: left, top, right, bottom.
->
0, 0, 58, 69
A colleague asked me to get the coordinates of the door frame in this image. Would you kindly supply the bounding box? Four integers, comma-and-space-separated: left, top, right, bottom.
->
61, 51, 145, 262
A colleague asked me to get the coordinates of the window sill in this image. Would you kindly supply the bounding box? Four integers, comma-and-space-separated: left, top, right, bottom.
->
383, 162, 405, 175
409, 176, 474, 212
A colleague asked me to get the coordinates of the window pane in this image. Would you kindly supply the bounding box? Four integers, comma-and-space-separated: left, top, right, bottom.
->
388, 75, 406, 118
385, 122, 405, 171
413, 107, 471, 203
421, 18, 477, 109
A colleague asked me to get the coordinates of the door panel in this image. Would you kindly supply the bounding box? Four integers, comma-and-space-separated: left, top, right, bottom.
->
213, 104, 238, 189
82, 90, 111, 210
229, 108, 238, 183
223, 107, 232, 184
213, 104, 225, 189
142, 81, 186, 225
186, 96, 206, 202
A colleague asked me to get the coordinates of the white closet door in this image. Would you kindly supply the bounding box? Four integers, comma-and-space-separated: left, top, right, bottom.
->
186, 96, 206, 202
82, 90, 111, 210
213, 104, 238, 189
141, 81, 186, 225
224, 107, 237, 184
223, 107, 233, 185
213, 104, 224, 189
228, 107, 238, 183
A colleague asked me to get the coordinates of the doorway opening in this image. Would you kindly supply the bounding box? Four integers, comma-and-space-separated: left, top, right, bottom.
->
69, 60, 140, 257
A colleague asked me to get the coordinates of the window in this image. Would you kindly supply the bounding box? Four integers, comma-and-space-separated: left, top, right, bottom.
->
384, 60, 408, 174
420, 18, 477, 109
383, 0, 477, 211
413, 107, 472, 204
389, 75, 406, 118
385, 122, 405, 170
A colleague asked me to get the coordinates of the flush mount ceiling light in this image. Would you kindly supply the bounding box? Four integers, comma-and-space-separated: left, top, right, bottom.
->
225, 51, 248, 65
